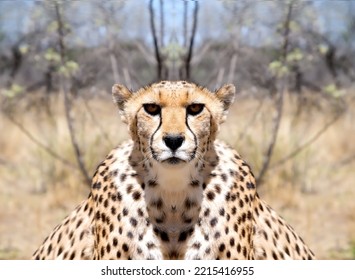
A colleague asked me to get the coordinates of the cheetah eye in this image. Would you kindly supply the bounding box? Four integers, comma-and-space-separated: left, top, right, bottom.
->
143, 104, 161, 116
187, 103, 204, 116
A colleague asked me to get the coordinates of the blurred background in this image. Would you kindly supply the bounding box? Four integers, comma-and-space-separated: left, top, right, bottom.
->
0, 0, 354, 259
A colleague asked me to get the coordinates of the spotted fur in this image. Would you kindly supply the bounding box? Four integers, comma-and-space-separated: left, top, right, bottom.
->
33, 81, 315, 260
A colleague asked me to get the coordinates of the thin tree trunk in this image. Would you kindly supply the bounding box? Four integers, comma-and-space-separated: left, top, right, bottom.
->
256, 1, 294, 185
149, 0, 162, 80
55, 2, 91, 186
185, 2, 198, 80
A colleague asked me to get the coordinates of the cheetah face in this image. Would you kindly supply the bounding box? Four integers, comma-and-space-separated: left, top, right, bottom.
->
112, 81, 235, 166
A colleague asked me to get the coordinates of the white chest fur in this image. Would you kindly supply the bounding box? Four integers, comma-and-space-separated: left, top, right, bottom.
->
144, 161, 203, 236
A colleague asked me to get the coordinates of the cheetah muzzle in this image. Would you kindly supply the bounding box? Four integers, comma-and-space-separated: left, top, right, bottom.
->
32, 81, 315, 260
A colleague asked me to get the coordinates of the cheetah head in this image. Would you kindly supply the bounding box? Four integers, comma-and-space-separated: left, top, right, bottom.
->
112, 81, 235, 166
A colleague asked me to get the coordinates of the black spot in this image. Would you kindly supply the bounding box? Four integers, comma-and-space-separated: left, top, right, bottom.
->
242, 246, 247, 257
185, 198, 197, 209
137, 208, 144, 217
221, 174, 227, 182
284, 246, 290, 256
234, 223, 238, 232
127, 232, 133, 239
132, 191, 141, 200
122, 208, 129, 216
263, 230, 268, 240
205, 247, 211, 254
155, 217, 164, 224
113, 238, 118, 247
122, 243, 129, 252
193, 242, 201, 249
219, 244, 226, 252
120, 174, 127, 182
237, 244, 241, 253
116, 251, 121, 258
92, 182, 101, 189
126, 185, 133, 194
159, 230, 170, 242
295, 244, 301, 255
190, 180, 200, 187
214, 232, 221, 239
206, 191, 215, 200
219, 208, 225, 216
202, 183, 207, 190
141, 183, 146, 190
47, 244, 52, 255
106, 244, 111, 254
265, 219, 272, 228
151, 198, 163, 209
230, 238, 235, 246
57, 233, 62, 243
239, 200, 244, 208
69, 252, 75, 260
204, 208, 210, 217
210, 217, 218, 227
225, 227, 229, 234
111, 206, 117, 215
272, 251, 278, 260
214, 184, 221, 193
259, 203, 264, 212
130, 217, 138, 227
178, 230, 188, 242
148, 179, 158, 187
147, 242, 155, 249
246, 182, 255, 189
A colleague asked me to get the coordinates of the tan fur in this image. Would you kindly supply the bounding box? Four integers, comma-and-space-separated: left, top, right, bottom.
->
33, 81, 314, 260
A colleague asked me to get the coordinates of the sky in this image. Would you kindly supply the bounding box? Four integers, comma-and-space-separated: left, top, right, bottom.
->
0, 0, 353, 49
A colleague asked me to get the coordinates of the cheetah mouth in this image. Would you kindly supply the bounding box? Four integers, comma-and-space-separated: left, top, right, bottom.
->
162, 157, 186, 165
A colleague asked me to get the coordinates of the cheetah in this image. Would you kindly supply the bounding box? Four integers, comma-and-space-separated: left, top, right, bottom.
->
32, 81, 315, 260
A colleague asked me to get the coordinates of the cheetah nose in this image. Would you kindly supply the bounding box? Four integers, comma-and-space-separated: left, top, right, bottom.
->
163, 134, 185, 151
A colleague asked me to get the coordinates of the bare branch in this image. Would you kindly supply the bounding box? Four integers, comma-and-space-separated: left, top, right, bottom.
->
149, 0, 162, 80
3, 113, 76, 169
55, 2, 91, 186
256, 1, 294, 185
159, 0, 164, 48
227, 54, 237, 83
183, 1, 188, 48
185, 1, 199, 80
271, 112, 343, 169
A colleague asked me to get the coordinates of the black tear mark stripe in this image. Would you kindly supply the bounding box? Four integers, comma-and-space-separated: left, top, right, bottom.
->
185, 110, 198, 156
150, 111, 163, 156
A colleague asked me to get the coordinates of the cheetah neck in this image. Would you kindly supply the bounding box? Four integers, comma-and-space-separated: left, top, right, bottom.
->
141, 145, 217, 235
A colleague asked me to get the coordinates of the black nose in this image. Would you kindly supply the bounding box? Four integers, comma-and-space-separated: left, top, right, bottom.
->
163, 134, 185, 151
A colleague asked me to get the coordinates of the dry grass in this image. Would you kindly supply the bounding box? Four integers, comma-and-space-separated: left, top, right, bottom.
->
0, 90, 354, 259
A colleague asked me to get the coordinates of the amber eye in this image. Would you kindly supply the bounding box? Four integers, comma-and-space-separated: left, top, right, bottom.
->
187, 103, 204, 116
143, 104, 161, 116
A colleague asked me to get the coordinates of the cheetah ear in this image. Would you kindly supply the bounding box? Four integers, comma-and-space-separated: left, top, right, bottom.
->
112, 84, 133, 123
215, 84, 236, 112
